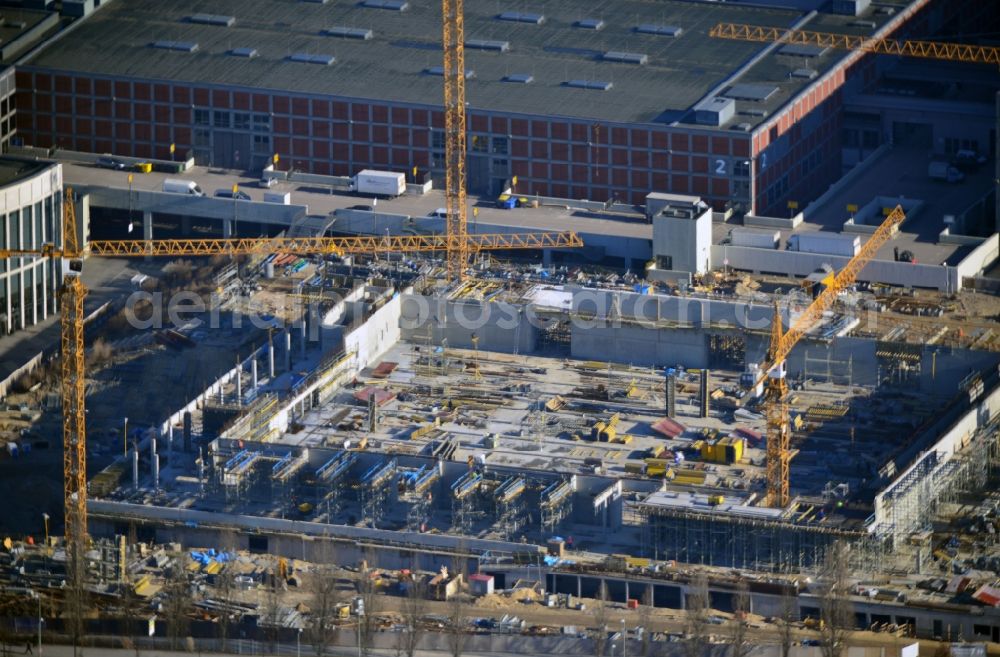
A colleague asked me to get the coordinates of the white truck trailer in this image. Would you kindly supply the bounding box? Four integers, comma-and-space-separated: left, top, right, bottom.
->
354, 170, 405, 197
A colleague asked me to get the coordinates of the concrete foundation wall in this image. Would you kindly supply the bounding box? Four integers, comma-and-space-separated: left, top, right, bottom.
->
400, 295, 537, 354
712, 245, 960, 290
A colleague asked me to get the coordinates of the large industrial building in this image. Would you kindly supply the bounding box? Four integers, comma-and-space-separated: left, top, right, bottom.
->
12, 0, 994, 216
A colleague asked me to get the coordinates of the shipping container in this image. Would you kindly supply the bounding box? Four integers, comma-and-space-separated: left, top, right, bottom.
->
730, 227, 779, 249
788, 232, 860, 257
354, 169, 406, 197
928, 161, 964, 183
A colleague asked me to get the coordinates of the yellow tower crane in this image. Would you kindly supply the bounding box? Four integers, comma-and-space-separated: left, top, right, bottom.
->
442, 0, 469, 281
709, 22, 1000, 66
752, 205, 906, 508
6, 189, 581, 549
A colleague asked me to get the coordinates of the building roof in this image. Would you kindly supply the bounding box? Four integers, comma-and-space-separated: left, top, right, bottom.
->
22, 0, 910, 127
0, 156, 55, 188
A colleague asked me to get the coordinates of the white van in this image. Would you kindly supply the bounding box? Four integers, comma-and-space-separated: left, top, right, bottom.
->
162, 179, 205, 196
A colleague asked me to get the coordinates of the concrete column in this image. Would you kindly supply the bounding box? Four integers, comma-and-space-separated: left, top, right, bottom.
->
181, 216, 192, 233
268, 335, 275, 378
543, 248, 552, 267
142, 210, 153, 241
167, 423, 174, 457
285, 330, 292, 371
236, 363, 242, 404
183, 411, 192, 452
153, 454, 160, 490
132, 449, 139, 490
222, 219, 233, 239
300, 316, 307, 357
252, 357, 258, 390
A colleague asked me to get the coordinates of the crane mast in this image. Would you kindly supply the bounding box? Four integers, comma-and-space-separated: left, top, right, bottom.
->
761, 205, 906, 508
442, 0, 469, 281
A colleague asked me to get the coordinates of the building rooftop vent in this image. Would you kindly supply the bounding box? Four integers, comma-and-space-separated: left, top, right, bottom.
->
465, 39, 510, 52
565, 79, 613, 91
724, 83, 779, 102
151, 41, 199, 53
289, 52, 336, 65
603, 51, 648, 65
360, 0, 409, 10
778, 43, 828, 57
301, 0, 330, 3
229, 47, 259, 58
424, 66, 475, 78
575, 18, 605, 30
635, 24, 682, 37
324, 26, 374, 39
731, 122, 753, 132
740, 108, 768, 117
187, 14, 235, 27
791, 67, 818, 79
498, 11, 545, 25
503, 73, 534, 83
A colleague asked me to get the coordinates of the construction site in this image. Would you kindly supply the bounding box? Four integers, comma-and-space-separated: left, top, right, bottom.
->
0, 0, 998, 654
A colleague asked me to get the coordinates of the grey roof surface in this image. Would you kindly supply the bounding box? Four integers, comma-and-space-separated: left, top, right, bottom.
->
23, 0, 906, 126
0, 156, 54, 188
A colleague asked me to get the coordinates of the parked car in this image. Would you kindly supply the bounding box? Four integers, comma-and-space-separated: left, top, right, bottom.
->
214, 189, 251, 201
96, 156, 127, 170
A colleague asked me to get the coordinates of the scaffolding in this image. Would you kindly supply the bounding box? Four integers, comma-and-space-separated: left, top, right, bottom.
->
636, 500, 888, 574
493, 476, 527, 540
360, 458, 397, 529
315, 450, 357, 521
271, 450, 309, 508
540, 476, 576, 533
220, 449, 263, 502
399, 463, 442, 531
451, 470, 482, 535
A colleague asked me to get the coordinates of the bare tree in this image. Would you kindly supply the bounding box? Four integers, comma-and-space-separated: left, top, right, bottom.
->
590, 580, 610, 657
163, 553, 191, 650
216, 530, 238, 652
684, 573, 711, 657
638, 586, 654, 657
446, 556, 469, 657
730, 579, 750, 657
397, 576, 426, 657
261, 570, 283, 654
308, 560, 342, 657
778, 584, 797, 657
818, 541, 854, 657
358, 554, 381, 657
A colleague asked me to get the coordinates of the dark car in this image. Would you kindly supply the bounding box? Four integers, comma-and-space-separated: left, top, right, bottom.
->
349, 204, 375, 212
214, 189, 252, 201
96, 156, 127, 170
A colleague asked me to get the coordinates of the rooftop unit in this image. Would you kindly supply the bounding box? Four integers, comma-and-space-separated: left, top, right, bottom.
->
503, 73, 534, 84
229, 47, 259, 58
725, 83, 779, 102
465, 39, 510, 52
289, 53, 335, 65
498, 11, 545, 24
693, 96, 735, 126
779, 43, 829, 58
425, 66, 475, 78
635, 24, 683, 37
565, 79, 613, 91
150, 41, 199, 53
575, 18, 605, 30
324, 27, 374, 40
603, 51, 648, 65
361, 0, 409, 10
187, 14, 235, 27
